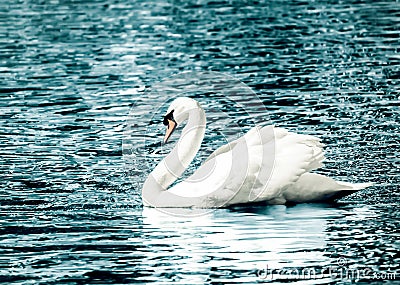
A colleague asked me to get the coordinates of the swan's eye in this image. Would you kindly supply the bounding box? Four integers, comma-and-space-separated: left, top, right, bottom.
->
163, 110, 174, 125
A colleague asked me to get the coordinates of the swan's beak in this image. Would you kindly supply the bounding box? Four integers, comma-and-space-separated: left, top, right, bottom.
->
163, 119, 177, 144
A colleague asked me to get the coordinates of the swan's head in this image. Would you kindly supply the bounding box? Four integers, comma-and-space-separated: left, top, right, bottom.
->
163, 97, 200, 143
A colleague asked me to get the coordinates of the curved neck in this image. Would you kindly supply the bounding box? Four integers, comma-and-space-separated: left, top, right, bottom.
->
147, 107, 206, 191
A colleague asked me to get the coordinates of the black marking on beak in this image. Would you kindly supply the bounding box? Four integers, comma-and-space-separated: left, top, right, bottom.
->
163, 110, 174, 126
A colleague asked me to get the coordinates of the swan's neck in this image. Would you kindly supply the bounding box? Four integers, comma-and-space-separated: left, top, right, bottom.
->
148, 107, 206, 191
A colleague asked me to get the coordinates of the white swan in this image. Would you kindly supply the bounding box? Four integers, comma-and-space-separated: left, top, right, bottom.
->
142, 97, 372, 208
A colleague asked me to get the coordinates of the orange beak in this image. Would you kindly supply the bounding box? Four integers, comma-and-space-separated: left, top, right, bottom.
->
163, 119, 177, 144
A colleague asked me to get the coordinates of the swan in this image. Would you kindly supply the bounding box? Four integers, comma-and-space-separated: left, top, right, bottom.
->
142, 97, 373, 208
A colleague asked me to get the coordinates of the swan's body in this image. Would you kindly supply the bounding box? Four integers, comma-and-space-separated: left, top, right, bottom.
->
142, 97, 372, 208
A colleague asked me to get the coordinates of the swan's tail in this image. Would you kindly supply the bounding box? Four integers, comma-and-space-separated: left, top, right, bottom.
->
283, 173, 374, 203
325, 182, 373, 201
337, 181, 374, 191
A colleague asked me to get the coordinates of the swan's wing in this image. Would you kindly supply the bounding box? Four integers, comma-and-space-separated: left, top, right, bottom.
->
251, 127, 327, 203
203, 125, 266, 163
253, 127, 373, 204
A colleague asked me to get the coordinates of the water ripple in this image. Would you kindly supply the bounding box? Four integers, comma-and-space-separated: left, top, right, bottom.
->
1, 0, 399, 283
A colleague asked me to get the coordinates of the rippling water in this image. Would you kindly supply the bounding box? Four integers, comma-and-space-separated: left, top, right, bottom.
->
1, 0, 399, 284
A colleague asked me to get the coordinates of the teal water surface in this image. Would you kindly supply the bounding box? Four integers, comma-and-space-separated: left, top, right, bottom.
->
1, 0, 399, 284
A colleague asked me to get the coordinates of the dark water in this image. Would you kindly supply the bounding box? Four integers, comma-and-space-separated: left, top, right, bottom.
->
1, 0, 399, 284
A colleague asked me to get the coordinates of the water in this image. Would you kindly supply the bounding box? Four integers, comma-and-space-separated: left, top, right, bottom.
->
1, 0, 399, 283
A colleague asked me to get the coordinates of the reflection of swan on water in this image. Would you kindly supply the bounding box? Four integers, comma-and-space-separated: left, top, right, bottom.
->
141, 205, 338, 272
142, 97, 372, 208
